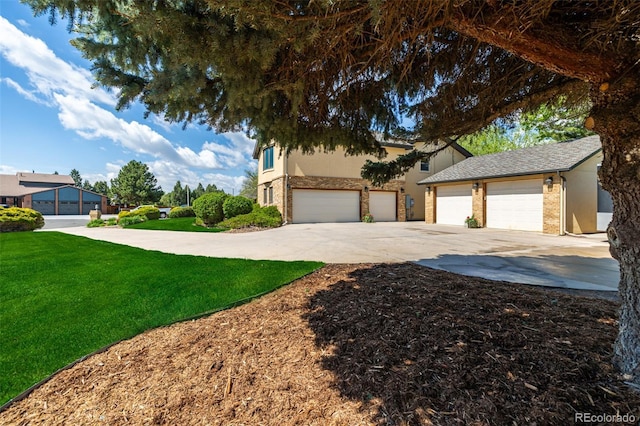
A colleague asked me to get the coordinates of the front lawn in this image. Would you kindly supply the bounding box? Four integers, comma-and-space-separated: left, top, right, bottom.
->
0, 232, 322, 406
124, 216, 225, 232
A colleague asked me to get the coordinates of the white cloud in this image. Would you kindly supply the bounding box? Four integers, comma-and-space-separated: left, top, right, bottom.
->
16, 19, 29, 28
1, 77, 51, 105
0, 17, 258, 189
0, 16, 114, 106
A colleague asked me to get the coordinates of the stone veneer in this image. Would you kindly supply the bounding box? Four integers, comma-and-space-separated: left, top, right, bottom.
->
260, 176, 406, 223
471, 184, 485, 227
542, 175, 561, 235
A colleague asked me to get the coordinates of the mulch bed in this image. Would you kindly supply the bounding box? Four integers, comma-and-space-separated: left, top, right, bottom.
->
2, 263, 639, 425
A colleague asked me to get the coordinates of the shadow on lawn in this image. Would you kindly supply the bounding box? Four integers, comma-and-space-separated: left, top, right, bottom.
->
303, 263, 639, 425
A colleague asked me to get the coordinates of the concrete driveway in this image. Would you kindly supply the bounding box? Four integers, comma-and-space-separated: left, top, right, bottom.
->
48, 220, 619, 292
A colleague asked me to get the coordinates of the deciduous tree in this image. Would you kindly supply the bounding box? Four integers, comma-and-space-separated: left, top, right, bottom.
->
28, 0, 640, 385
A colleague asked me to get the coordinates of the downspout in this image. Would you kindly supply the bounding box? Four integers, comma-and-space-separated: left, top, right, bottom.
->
559, 172, 566, 235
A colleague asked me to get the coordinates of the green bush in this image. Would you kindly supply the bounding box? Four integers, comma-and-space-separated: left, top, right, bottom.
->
261, 205, 282, 218
169, 206, 196, 218
218, 206, 282, 230
0, 207, 45, 232
223, 196, 254, 219
117, 210, 131, 221
119, 215, 147, 227
192, 192, 228, 225
106, 217, 118, 226
87, 219, 105, 228
131, 206, 160, 220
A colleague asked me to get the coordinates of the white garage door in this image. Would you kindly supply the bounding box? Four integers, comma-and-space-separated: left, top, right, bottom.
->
486, 180, 543, 231
369, 191, 397, 222
292, 190, 360, 223
436, 184, 472, 226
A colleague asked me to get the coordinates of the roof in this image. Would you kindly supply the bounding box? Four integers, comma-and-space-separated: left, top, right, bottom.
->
0, 173, 75, 197
16, 172, 74, 185
251, 135, 473, 159
418, 135, 602, 185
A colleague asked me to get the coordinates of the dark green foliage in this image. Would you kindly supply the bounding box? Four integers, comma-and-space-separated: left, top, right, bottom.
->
169, 206, 196, 218
69, 168, 82, 187
110, 160, 163, 205
223, 196, 254, 219
126, 217, 224, 232
192, 192, 228, 225
0, 207, 45, 232
219, 205, 282, 230
260, 205, 282, 219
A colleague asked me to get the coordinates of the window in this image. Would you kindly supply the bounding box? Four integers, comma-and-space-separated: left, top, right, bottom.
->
268, 187, 273, 204
263, 146, 274, 170
420, 161, 430, 172
263, 187, 268, 204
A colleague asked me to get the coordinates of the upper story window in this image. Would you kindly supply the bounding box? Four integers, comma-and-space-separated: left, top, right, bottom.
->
420, 160, 430, 172
263, 146, 274, 170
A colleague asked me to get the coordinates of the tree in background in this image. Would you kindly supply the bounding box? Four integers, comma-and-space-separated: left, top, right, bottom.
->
239, 168, 258, 201
82, 180, 93, 191
460, 99, 594, 156
110, 160, 163, 206
29, 1, 640, 384
170, 181, 187, 206
191, 183, 206, 201
92, 181, 109, 196
205, 184, 219, 194
69, 169, 82, 187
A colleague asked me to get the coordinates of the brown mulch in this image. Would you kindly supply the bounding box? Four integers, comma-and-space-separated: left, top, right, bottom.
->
2, 263, 639, 425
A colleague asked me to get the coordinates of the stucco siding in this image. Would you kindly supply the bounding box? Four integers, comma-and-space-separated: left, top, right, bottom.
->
564, 154, 601, 234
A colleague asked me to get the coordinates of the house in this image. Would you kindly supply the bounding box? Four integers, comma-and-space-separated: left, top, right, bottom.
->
419, 135, 611, 234
253, 137, 472, 223
0, 172, 108, 215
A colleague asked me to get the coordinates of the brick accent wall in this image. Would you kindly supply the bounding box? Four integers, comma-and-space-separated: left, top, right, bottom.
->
424, 188, 435, 223
543, 175, 561, 235
471, 184, 485, 227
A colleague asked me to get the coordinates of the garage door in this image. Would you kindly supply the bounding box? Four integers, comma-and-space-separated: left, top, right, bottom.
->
32, 200, 55, 215
292, 190, 360, 223
436, 184, 472, 226
369, 191, 397, 222
486, 180, 543, 231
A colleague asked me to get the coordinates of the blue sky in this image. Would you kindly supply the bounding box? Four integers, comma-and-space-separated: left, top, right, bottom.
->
0, 2, 257, 194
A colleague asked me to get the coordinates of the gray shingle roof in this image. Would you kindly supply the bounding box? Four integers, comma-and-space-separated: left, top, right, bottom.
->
418, 135, 601, 185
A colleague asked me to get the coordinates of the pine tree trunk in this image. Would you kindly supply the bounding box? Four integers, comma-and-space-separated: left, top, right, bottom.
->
591, 76, 640, 386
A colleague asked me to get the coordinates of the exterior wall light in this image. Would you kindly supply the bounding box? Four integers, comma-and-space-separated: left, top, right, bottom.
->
400, 187, 405, 193
364, 186, 369, 192
545, 177, 553, 188
472, 182, 479, 190
426, 186, 431, 194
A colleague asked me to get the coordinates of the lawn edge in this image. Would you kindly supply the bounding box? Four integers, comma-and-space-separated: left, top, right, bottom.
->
0, 264, 324, 413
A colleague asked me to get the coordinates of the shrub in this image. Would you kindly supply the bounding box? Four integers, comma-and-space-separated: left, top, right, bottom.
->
118, 210, 131, 221
131, 206, 160, 220
261, 205, 282, 218
223, 196, 253, 219
0, 207, 45, 232
218, 206, 282, 230
106, 217, 118, 226
362, 213, 375, 223
192, 192, 228, 225
87, 219, 105, 228
169, 206, 196, 218
119, 215, 147, 227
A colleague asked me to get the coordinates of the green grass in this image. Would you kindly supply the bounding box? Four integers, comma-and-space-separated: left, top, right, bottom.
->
0, 232, 322, 405
125, 217, 224, 232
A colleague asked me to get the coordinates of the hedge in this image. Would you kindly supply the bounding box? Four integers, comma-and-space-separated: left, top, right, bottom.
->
0, 207, 45, 232
192, 192, 228, 225
222, 196, 254, 219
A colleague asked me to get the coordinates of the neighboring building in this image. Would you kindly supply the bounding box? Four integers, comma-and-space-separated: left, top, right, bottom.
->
419, 135, 611, 234
253, 138, 471, 223
0, 172, 107, 215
